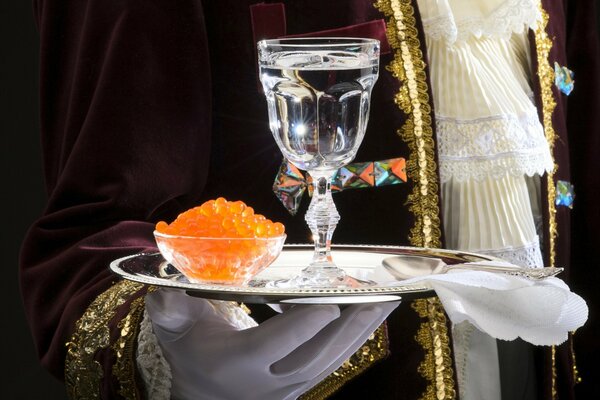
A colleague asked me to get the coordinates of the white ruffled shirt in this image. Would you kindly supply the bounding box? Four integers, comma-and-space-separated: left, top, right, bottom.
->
420, 0, 550, 265
419, 0, 540, 44
417, 1, 552, 399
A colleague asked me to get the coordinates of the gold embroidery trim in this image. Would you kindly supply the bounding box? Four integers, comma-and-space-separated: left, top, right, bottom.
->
112, 296, 146, 399
375, 1, 452, 399
375, 0, 442, 249
299, 323, 389, 400
534, 8, 560, 397
570, 332, 582, 384
413, 298, 457, 400
534, 5, 558, 268
65, 280, 144, 399
551, 345, 557, 399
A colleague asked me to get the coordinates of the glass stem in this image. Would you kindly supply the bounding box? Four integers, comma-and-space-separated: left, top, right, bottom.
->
305, 171, 340, 271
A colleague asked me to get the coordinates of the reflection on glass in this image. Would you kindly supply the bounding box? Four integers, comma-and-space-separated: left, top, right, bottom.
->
259, 37, 380, 288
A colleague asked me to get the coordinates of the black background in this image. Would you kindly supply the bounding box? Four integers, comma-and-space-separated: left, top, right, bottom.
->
2, 1, 599, 399
2, 1, 67, 399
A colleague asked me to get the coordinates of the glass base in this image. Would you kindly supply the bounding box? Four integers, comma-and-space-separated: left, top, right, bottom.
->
268, 265, 376, 289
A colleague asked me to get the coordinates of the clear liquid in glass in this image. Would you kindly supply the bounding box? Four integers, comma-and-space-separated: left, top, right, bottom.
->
260, 51, 378, 172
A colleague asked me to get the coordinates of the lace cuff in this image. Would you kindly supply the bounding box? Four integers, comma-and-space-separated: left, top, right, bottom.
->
206, 300, 259, 330
136, 299, 258, 399
137, 310, 172, 400
475, 237, 544, 268
420, 0, 540, 43
436, 110, 554, 182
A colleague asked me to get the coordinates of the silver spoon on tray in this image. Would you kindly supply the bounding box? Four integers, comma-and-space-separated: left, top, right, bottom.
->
381, 255, 563, 281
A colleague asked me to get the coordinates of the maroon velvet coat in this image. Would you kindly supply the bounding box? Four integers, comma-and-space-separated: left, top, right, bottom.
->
20, 0, 599, 398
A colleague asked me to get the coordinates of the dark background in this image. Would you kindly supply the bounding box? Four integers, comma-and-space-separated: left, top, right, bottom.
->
1, 1, 67, 399
2, 1, 599, 399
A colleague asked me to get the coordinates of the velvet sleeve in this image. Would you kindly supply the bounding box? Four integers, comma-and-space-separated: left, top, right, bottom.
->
20, 0, 211, 397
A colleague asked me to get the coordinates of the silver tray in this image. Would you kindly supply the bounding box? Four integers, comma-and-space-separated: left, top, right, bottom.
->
110, 244, 498, 304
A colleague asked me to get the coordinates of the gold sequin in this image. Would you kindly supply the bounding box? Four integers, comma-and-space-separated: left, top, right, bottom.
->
299, 323, 389, 400
412, 298, 457, 400
65, 280, 145, 399
534, 6, 558, 268
112, 296, 146, 399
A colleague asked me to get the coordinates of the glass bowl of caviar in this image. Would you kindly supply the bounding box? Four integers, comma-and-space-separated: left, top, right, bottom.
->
154, 198, 286, 285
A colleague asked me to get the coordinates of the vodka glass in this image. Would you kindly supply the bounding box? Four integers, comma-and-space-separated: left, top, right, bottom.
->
258, 37, 380, 287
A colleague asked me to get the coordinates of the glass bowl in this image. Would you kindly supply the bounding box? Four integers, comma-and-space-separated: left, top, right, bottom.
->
154, 231, 286, 285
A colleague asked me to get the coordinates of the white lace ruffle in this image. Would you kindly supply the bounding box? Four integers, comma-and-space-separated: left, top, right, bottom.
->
476, 237, 544, 268
136, 300, 258, 399
420, 0, 540, 43
137, 310, 172, 400
436, 110, 554, 182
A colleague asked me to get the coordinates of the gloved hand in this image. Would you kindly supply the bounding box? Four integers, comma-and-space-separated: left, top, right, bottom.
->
145, 289, 399, 400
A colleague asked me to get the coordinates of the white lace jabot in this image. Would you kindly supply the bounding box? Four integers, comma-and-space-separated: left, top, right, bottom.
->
421, 0, 553, 182
418, 0, 540, 44
417, 2, 552, 399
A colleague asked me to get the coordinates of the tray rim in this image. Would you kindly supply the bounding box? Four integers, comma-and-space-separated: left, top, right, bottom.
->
109, 244, 500, 304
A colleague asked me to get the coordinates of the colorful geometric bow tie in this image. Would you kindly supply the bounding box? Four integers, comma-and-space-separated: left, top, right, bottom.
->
273, 157, 407, 215
554, 62, 575, 96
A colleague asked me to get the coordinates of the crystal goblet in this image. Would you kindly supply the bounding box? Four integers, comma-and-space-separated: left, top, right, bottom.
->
258, 37, 380, 287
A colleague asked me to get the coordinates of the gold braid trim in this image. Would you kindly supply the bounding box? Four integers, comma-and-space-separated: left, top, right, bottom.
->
534, 5, 558, 268
551, 345, 557, 399
299, 324, 389, 400
112, 296, 146, 399
65, 280, 145, 399
375, 1, 453, 400
534, 6, 559, 397
375, 0, 442, 249
570, 333, 582, 384
535, 7, 583, 387
412, 298, 457, 400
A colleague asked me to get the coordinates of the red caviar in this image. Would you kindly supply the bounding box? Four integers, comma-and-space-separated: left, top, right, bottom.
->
155, 197, 285, 238
154, 198, 286, 284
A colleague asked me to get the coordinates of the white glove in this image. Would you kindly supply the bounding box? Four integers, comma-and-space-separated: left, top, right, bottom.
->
145, 289, 399, 400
